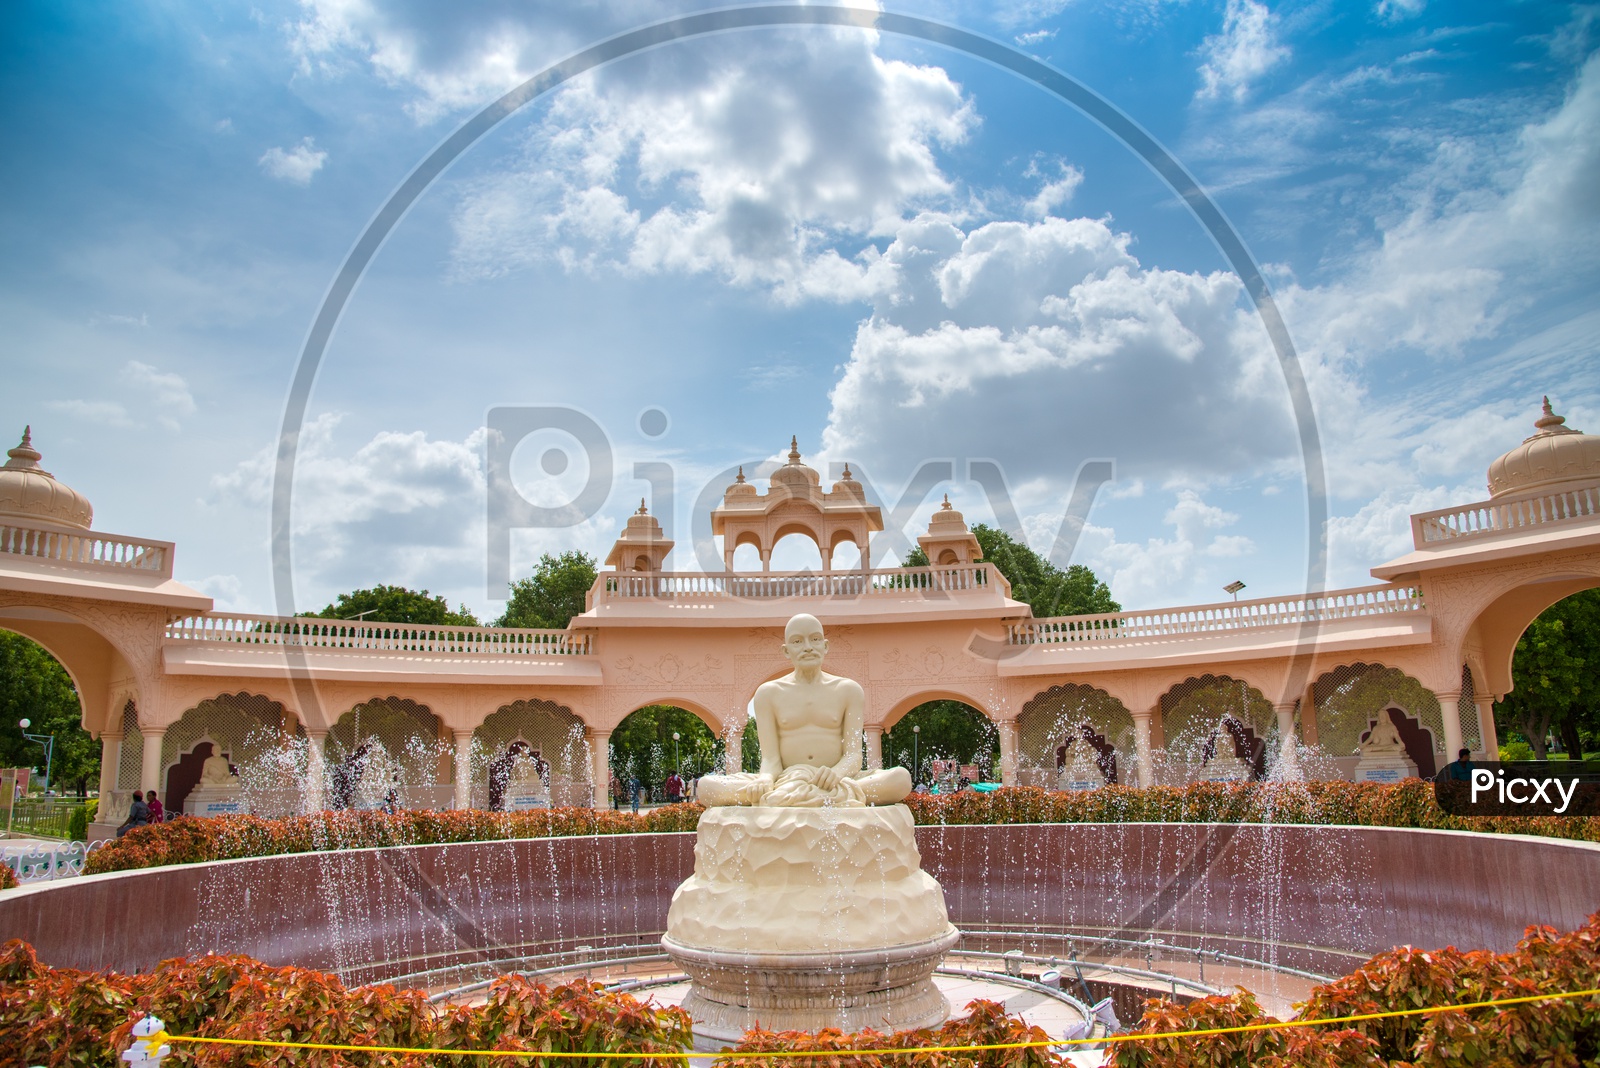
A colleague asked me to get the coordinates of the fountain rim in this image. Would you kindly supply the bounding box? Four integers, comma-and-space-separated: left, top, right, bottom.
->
24, 819, 1599, 900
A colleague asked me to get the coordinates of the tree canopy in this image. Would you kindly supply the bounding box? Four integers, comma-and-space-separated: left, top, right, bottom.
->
315, 585, 479, 627
0, 631, 99, 795
905, 523, 1120, 617
1496, 588, 1599, 759
495, 551, 598, 629
886, 701, 998, 782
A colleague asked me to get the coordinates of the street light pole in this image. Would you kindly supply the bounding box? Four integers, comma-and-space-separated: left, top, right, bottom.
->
912, 725, 920, 786
17, 719, 54, 795
672, 732, 681, 775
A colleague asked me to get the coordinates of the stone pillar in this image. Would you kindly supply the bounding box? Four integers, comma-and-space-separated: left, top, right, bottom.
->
997, 719, 1020, 787
1476, 698, 1500, 758
1130, 710, 1154, 787
304, 729, 329, 813
1435, 689, 1464, 764
1300, 683, 1320, 746
1273, 702, 1301, 779
139, 725, 166, 796
724, 725, 743, 774
452, 730, 475, 811
1147, 702, 1166, 749
588, 728, 612, 811
97, 735, 121, 800
865, 726, 884, 771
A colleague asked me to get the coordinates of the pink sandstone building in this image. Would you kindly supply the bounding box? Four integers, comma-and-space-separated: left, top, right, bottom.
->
0, 401, 1597, 838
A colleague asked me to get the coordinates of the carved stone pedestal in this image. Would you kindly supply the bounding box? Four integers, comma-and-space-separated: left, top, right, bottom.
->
661, 805, 957, 1043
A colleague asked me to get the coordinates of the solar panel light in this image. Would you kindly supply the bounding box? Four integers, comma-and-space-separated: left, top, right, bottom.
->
1223, 580, 1246, 600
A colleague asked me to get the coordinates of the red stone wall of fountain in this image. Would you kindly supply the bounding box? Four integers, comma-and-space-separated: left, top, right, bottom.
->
3, 824, 1595, 982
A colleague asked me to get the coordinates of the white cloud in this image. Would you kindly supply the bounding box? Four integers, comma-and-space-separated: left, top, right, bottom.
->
121, 361, 196, 430
1023, 160, 1084, 218
1374, 0, 1426, 23
46, 399, 134, 428
47, 361, 196, 432
1197, 0, 1290, 102
1015, 29, 1057, 46
258, 137, 328, 185
820, 213, 1290, 489
449, 30, 975, 303
210, 414, 619, 612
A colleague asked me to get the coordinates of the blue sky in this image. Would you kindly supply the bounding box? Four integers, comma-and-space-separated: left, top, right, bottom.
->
2, 0, 1596, 620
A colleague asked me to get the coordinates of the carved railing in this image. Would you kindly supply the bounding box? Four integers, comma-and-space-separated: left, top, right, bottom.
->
1411, 483, 1600, 547
0, 519, 172, 577
1009, 583, 1425, 645
164, 613, 591, 655
595, 563, 1006, 602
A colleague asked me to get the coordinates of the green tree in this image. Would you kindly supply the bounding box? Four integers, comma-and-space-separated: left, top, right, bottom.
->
886, 701, 998, 782
1496, 589, 1599, 760
0, 631, 99, 795
905, 524, 1120, 618
316, 585, 479, 626
608, 705, 720, 797
495, 551, 598, 629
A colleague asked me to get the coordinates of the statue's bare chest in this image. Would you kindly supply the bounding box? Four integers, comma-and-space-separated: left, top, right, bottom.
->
774, 682, 846, 729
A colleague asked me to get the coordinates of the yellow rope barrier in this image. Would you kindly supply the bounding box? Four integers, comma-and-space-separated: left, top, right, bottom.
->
141, 987, 1600, 1060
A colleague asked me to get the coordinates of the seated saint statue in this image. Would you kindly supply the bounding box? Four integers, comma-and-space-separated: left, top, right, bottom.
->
199, 750, 236, 787
1361, 712, 1406, 753
508, 752, 550, 794
696, 613, 912, 808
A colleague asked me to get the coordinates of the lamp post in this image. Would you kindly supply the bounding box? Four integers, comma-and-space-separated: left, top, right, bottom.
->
17, 719, 53, 795
672, 732, 681, 775
912, 725, 920, 785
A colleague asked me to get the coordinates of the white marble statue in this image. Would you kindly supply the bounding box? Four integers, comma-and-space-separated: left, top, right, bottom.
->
695, 613, 912, 807
198, 751, 237, 787
1057, 737, 1107, 791
1361, 712, 1406, 753
1353, 709, 1419, 782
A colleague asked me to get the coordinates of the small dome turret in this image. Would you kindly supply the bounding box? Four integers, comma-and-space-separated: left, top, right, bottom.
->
769, 435, 822, 496
0, 427, 93, 530
829, 462, 865, 500
1487, 397, 1600, 498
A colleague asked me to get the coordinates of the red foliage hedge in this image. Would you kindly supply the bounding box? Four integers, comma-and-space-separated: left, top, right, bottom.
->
84, 781, 1600, 877
6, 914, 1598, 1067
1108, 912, 1600, 1067
0, 939, 693, 1066
0, 864, 16, 891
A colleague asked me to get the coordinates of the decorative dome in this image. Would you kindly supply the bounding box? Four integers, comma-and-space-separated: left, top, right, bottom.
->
769, 435, 822, 494
0, 427, 93, 530
1487, 398, 1600, 499
927, 494, 969, 532
723, 466, 759, 501
829, 462, 865, 500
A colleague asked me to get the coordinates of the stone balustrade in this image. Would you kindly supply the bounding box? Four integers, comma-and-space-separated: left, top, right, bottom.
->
164, 613, 592, 655
1411, 483, 1600, 548
1009, 582, 1426, 645
0, 519, 172, 577
594, 562, 1006, 603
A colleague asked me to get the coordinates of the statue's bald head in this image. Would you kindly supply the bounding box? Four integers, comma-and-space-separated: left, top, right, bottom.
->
781, 613, 828, 665
784, 613, 824, 641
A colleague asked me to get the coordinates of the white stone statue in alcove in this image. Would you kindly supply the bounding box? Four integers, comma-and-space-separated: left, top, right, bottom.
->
1056, 736, 1107, 791
185, 740, 248, 817
1196, 719, 1253, 782
1353, 708, 1419, 783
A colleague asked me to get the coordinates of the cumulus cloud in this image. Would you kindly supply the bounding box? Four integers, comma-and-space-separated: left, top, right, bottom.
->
449, 29, 974, 302
819, 213, 1290, 490
211, 414, 618, 613
258, 138, 328, 185
1197, 0, 1290, 102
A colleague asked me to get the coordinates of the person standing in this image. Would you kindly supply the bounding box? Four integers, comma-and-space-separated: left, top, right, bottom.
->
145, 791, 165, 824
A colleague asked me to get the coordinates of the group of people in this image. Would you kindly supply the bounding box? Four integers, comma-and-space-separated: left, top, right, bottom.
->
115, 790, 165, 836
609, 770, 693, 812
